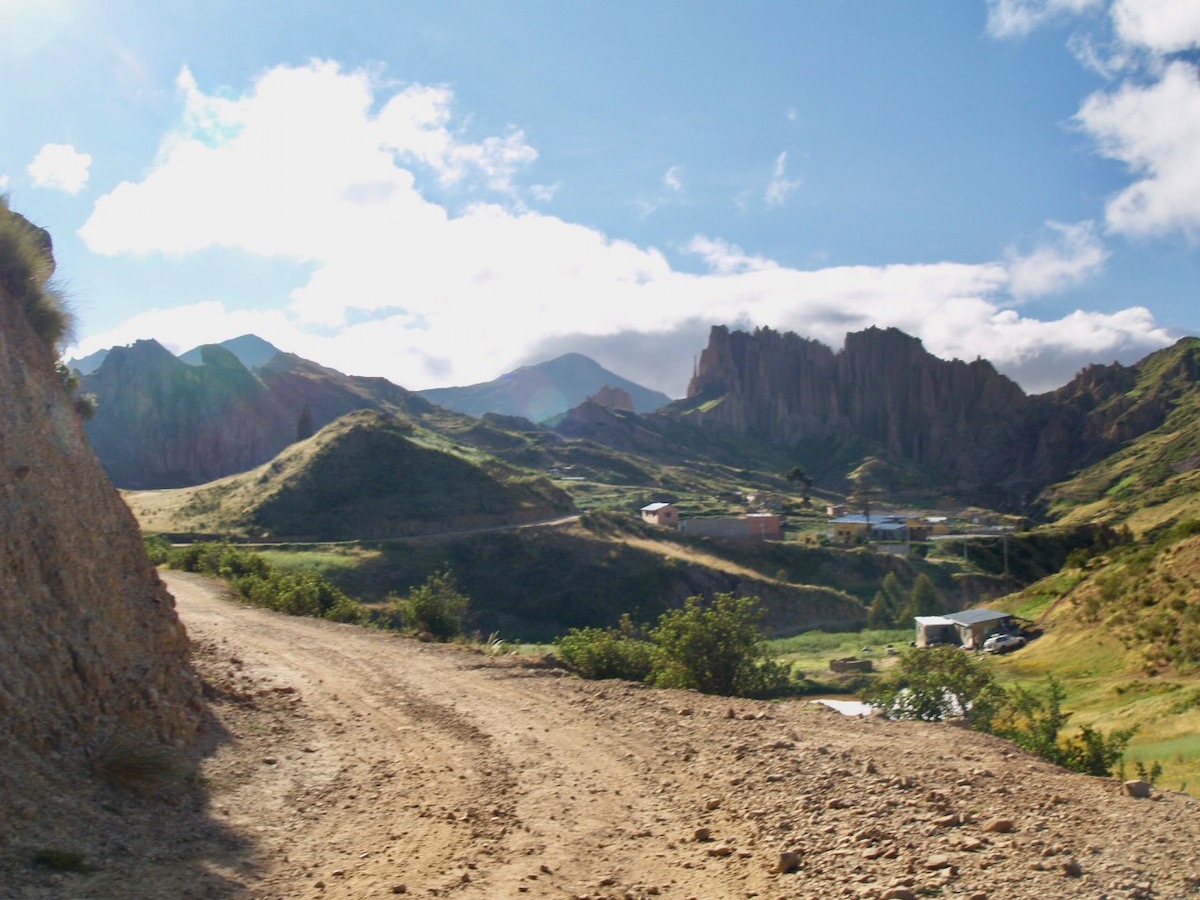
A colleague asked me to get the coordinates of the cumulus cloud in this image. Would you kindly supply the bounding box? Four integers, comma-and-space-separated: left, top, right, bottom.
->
988, 0, 1200, 244
27, 143, 92, 193
1006, 220, 1108, 297
764, 152, 802, 207
1111, 0, 1200, 54
75, 60, 1175, 398
1077, 61, 1200, 238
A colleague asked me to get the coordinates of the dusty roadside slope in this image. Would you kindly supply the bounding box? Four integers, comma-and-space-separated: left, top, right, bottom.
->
12, 570, 1197, 899
0, 204, 203, 885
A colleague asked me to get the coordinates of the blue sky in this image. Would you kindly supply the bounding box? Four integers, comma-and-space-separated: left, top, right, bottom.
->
2, 0, 1198, 397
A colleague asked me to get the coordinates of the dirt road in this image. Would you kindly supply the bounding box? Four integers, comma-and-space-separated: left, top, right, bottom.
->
13, 571, 1200, 899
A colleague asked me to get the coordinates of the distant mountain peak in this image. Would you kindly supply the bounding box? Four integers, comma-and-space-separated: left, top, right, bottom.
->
418, 354, 670, 421
179, 334, 282, 369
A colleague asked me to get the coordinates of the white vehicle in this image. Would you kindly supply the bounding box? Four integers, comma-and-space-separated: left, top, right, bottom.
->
983, 633, 1026, 654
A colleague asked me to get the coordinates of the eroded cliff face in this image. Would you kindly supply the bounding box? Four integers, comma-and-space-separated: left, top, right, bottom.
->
683, 324, 1179, 507
0, 225, 203, 778
687, 326, 1033, 490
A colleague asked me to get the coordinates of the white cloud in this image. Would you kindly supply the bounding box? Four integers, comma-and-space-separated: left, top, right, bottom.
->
764, 151, 802, 207
985, 0, 1103, 39
684, 236, 777, 275
1076, 61, 1200, 238
663, 166, 684, 193
75, 60, 1174, 398
1112, 0, 1200, 54
27, 143, 92, 193
0, 174, 9, 191
1006, 220, 1108, 298
530, 182, 560, 203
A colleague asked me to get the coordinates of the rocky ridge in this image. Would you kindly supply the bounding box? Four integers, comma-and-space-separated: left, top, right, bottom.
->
684, 325, 1200, 508
80, 341, 438, 489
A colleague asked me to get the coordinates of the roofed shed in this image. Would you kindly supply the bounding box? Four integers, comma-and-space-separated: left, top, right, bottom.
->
914, 608, 1015, 650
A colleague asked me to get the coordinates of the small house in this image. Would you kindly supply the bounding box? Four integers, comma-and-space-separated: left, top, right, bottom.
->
829, 514, 910, 544
914, 608, 1015, 650
640, 502, 680, 529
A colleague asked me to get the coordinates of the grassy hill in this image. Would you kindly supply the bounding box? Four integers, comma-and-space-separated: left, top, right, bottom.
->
980, 519, 1200, 791
1041, 337, 1200, 536
128, 410, 575, 541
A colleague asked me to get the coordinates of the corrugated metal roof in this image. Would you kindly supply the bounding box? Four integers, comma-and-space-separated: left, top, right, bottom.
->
641, 502, 673, 512
942, 608, 1009, 626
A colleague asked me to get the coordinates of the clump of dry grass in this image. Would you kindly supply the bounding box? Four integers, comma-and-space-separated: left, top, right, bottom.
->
92, 729, 188, 794
0, 195, 73, 349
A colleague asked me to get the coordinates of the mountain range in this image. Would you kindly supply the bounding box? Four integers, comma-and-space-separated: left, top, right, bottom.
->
75, 337, 658, 489
73, 326, 1200, 525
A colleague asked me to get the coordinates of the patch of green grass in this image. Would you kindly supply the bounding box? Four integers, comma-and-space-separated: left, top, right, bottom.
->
256, 546, 374, 577
769, 628, 910, 677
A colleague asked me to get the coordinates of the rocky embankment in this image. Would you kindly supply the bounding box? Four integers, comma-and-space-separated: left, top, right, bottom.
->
0, 207, 204, 870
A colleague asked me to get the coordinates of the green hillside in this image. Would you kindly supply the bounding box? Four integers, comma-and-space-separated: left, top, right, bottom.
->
1042, 337, 1200, 536
983, 521, 1200, 791
132, 410, 575, 541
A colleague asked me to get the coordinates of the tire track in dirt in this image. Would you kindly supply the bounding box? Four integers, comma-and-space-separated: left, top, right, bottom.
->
168, 571, 751, 899
167, 570, 1200, 900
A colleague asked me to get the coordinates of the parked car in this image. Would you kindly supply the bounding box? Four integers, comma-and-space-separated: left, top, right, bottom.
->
983, 633, 1026, 654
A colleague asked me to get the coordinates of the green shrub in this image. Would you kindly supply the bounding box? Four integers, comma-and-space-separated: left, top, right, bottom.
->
866, 652, 1135, 777
649, 592, 793, 698
393, 570, 471, 640
168, 541, 364, 624
861, 645, 1005, 730
993, 677, 1135, 777
1061, 723, 1136, 777
144, 534, 172, 565
558, 615, 655, 681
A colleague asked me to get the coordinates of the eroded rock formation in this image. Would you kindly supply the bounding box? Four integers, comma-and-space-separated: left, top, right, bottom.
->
685, 325, 1199, 508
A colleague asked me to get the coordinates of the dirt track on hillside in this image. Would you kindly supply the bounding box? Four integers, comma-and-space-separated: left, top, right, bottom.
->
11, 571, 1200, 899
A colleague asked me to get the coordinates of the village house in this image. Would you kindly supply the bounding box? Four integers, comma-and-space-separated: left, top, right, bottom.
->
829, 513, 952, 545
640, 502, 680, 529
914, 608, 1016, 650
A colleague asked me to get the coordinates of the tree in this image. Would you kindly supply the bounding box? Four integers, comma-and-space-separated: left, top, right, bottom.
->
847, 456, 885, 522
650, 592, 792, 697
862, 645, 1005, 730
910, 574, 938, 616
867, 591, 894, 629
785, 466, 814, 506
